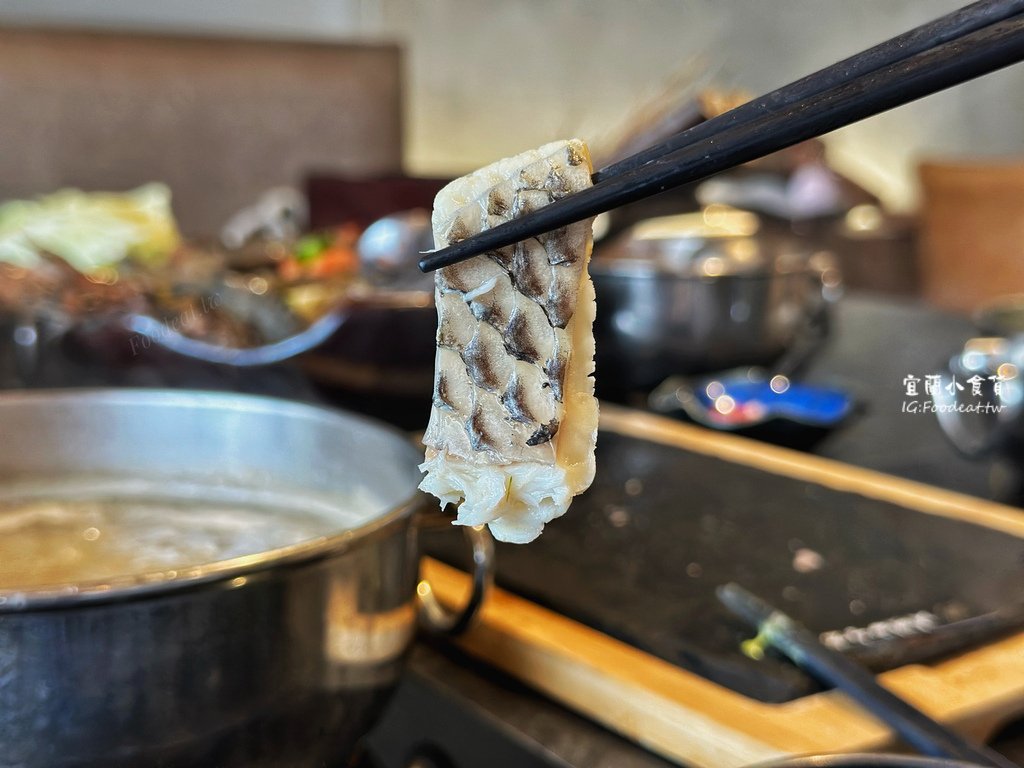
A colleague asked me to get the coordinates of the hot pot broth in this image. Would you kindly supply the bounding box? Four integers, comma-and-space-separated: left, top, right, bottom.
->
0, 479, 384, 589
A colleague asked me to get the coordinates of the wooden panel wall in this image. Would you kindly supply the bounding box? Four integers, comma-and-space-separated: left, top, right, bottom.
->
0, 28, 403, 234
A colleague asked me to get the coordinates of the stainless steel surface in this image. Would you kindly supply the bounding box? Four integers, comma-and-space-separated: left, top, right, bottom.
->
591, 213, 841, 391
416, 524, 494, 636
754, 756, 986, 768
0, 389, 489, 768
358, 209, 436, 290
935, 336, 1024, 458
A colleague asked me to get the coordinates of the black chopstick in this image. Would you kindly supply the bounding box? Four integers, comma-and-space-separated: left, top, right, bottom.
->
419, 12, 1024, 273
717, 583, 1018, 768
837, 603, 1024, 671
593, 0, 1024, 182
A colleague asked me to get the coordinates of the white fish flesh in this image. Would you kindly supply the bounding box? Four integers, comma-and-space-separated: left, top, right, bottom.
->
419, 139, 598, 543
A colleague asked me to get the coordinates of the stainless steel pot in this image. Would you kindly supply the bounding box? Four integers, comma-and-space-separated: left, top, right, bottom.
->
0, 389, 491, 768
591, 211, 841, 392
931, 295, 1024, 459
933, 335, 1024, 458
755, 755, 987, 768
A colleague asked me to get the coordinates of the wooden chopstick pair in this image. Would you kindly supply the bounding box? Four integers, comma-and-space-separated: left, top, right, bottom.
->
419, 0, 1024, 273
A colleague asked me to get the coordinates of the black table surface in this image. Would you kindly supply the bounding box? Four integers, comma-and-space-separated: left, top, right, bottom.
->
423, 428, 1024, 703
799, 294, 995, 499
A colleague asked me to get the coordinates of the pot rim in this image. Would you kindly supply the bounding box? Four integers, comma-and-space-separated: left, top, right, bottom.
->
0, 388, 424, 613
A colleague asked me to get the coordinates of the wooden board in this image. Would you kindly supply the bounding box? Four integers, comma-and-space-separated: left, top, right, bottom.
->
422, 404, 1024, 768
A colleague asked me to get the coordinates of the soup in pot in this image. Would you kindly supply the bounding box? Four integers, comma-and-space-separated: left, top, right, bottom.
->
0, 478, 383, 590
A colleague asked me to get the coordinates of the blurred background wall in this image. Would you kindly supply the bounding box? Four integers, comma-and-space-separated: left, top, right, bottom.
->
1, 0, 1022, 212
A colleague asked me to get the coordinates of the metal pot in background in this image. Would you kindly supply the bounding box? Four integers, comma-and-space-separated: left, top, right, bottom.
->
932, 294, 1024, 461
591, 208, 842, 395
0, 389, 491, 768
930, 296, 1024, 508
934, 335, 1024, 459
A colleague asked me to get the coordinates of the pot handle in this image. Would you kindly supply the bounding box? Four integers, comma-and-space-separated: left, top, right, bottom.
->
416, 515, 494, 637
773, 251, 843, 378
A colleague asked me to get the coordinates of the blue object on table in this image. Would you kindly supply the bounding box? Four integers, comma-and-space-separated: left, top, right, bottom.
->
652, 373, 855, 430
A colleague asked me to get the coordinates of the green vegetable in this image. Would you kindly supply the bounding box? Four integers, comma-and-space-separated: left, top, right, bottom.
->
0, 183, 181, 273
294, 234, 331, 264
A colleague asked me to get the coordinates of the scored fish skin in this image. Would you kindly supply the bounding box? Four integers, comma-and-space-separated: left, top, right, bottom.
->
420, 139, 598, 544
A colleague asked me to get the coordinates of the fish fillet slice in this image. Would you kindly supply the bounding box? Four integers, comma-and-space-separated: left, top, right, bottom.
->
419, 139, 598, 543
